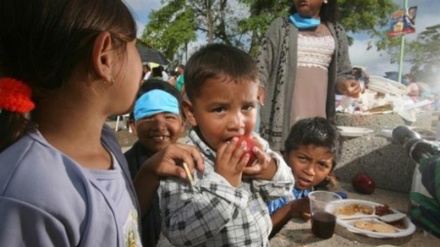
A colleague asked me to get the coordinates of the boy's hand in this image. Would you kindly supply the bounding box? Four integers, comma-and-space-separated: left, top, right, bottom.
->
134, 143, 204, 216
142, 143, 204, 181
289, 197, 311, 220
242, 136, 277, 180
215, 137, 249, 187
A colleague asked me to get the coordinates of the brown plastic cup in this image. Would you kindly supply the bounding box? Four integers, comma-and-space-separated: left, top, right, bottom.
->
308, 191, 342, 239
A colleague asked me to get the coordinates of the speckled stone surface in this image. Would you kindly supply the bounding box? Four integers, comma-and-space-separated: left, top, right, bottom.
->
335, 111, 433, 133
335, 113, 405, 134
269, 183, 440, 247
333, 112, 434, 193
334, 135, 417, 193
411, 111, 433, 129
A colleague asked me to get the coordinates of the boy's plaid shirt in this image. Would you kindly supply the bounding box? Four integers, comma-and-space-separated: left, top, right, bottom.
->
160, 129, 294, 246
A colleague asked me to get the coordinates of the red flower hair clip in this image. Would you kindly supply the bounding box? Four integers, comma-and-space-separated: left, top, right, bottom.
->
0, 77, 35, 114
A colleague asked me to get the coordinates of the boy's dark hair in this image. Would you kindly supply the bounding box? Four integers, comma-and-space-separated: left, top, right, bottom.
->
284, 117, 342, 170
184, 43, 259, 101
289, 0, 339, 23
129, 79, 183, 121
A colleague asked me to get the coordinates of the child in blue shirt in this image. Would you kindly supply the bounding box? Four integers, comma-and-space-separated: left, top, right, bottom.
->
267, 117, 343, 237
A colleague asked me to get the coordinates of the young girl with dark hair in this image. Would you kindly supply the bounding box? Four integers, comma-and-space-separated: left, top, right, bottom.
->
0, 1, 203, 246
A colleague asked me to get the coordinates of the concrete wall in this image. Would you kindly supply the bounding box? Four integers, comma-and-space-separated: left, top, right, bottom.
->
334, 111, 433, 193
334, 135, 417, 193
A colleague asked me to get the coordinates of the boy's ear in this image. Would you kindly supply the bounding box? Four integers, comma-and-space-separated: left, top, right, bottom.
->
182, 100, 197, 127
91, 31, 115, 82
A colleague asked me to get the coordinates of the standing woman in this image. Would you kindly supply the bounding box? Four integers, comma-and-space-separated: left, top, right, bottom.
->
256, 0, 361, 151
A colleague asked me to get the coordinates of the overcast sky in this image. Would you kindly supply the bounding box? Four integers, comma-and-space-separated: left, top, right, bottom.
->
124, 0, 439, 77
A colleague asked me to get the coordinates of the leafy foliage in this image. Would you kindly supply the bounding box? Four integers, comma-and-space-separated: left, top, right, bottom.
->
141, 0, 397, 60
141, 0, 197, 59
406, 24, 440, 83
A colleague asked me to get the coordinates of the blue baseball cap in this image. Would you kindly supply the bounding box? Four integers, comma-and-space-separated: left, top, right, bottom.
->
134, 89, 180, 122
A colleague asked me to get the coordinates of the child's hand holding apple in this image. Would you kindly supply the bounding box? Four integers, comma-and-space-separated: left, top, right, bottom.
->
238, 135, 278, 180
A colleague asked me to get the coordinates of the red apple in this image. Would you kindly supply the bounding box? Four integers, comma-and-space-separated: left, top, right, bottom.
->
352, 173, 375, 194
237, 135, 257, 166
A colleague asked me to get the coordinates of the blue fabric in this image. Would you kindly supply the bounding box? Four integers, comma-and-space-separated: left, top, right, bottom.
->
289, 13, 320, 29
266, 187, 311, 215
134, 89, 179, 122
0, 125, 139, 246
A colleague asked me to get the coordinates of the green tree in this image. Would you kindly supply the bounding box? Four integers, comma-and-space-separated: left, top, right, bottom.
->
141, 0, 197, 59
240, 0, 398, 55
406, 24, 440, 83
142, 0, 238, 61
142, 0, 397, 59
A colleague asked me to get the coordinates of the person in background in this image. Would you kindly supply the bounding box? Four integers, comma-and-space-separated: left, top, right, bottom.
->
405, 74, 420, 102
125, 79, 185, 246
352, 66, 369, 91
175, 64, 185, 95
176, 64, 185, 76
0, 0, 203, 246
256, 0, 361, 152
266, 117, 342, 238
152, 66, 164, 80
159, 65, 169, 82
168, 70, 179, 86
143, 62, 151, 82
160, 43, 294, 246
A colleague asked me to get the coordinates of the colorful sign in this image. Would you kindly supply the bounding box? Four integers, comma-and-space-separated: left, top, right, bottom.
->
387, 6, 417, 38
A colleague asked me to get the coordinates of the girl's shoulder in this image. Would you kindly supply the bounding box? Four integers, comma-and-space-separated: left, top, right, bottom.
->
0, 132, 89, 215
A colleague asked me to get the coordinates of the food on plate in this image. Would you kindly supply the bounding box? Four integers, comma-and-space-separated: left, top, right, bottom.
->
388, 219, 407, 229
372, 223, 397, 233
354, 220, 374, 231
375, 204, 394, 216
354, 220, 397, 233
352, 173, 375, 194
337, 203, 374, 216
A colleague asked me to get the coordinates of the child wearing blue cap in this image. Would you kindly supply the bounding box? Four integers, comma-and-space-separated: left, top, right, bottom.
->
160, 44, 294, 246
124, 79, 185, 247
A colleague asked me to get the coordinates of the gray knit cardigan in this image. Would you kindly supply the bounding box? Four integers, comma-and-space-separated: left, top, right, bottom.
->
256, 17, 354, 151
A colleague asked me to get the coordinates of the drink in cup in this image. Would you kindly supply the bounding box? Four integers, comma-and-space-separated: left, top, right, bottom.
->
308, 191, 342, 239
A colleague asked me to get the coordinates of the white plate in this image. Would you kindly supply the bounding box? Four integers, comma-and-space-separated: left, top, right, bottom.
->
337, 126, 374, 137
369, 75, 407, 89
367, 84, 408, 95
330, 199, 416, 238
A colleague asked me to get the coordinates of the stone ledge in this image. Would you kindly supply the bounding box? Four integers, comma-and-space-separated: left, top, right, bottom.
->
334, 135, 416, 193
